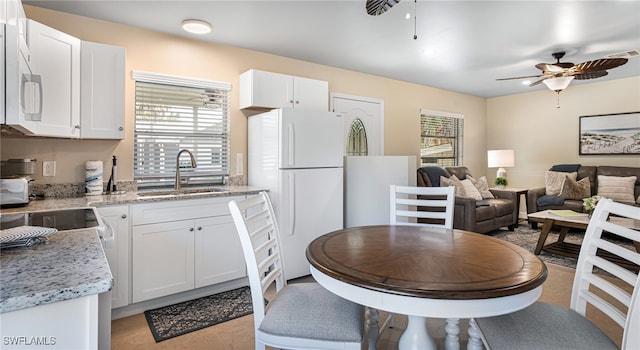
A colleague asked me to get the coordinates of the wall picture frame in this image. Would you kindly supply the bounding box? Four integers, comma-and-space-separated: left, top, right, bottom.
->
579, 112, 640, 155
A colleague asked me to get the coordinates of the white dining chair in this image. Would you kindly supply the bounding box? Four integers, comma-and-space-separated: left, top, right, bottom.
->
228, 192, 366, 350
390, 184, 455, 228
386, 184, 456, 341
474, 198, 640, 350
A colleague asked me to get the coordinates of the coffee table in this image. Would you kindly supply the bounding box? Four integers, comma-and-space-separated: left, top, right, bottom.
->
528, 210, 640, 270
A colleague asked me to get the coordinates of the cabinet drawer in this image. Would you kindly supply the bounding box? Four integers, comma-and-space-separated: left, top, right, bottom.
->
132, 196, 244, 225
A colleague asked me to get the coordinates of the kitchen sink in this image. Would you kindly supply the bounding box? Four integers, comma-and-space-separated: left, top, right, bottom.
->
137, 187, 230, 198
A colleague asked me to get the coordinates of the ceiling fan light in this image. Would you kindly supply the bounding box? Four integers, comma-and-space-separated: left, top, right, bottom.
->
542, 76, 574, 91
182, 19, 211, 34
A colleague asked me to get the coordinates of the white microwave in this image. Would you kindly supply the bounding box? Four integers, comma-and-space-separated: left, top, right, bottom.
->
3, 23, 42, 128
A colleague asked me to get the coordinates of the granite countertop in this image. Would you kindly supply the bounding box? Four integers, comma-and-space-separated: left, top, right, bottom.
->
0, 185, 266, 214
0, 228, 113, 313
0, 185, 265, 313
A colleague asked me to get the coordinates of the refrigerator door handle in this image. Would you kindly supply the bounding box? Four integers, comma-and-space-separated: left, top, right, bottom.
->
287, 122, 295, 167
288, 172, 295, 236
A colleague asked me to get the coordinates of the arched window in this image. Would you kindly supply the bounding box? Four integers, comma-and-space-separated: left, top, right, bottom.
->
346, 118, 368, 156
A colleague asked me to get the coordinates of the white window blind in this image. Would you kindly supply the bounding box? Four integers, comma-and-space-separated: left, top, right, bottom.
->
419, 109, 464, 167
132, 71, 231, 188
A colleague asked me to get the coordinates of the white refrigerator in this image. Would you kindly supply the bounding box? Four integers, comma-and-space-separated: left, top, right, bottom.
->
248, 108, 344, 280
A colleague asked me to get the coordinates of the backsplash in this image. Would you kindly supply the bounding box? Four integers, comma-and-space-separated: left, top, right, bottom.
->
31, 176, 245, 198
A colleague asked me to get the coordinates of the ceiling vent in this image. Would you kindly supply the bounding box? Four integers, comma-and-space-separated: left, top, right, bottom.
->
605, 49, 640, 59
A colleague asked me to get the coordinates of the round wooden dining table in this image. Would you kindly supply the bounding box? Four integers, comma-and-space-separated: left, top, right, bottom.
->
306, 225, 548, 350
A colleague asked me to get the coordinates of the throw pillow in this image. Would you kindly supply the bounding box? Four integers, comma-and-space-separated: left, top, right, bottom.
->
467, 175, 495, 199
597, 175, 637, 204
559, 177, 591, 200
460, 179, 483, 200
545, 171, 577, 196
440, 175, 463, 195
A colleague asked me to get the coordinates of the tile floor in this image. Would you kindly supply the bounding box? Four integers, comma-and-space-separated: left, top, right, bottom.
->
111, 264, 622, 349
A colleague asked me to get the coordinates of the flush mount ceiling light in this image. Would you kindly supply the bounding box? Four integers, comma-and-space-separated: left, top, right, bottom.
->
182, 19, 211, 34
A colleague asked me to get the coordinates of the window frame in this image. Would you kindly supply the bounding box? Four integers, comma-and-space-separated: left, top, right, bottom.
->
419, 109, 464, 167
132, 71, 231, 189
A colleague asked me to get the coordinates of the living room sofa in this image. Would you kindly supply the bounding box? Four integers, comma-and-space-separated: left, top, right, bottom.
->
527, 164, 640, 228
417, 166, 519, 234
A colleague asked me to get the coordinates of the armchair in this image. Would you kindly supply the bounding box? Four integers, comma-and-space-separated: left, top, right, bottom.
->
417, 166, 519, 234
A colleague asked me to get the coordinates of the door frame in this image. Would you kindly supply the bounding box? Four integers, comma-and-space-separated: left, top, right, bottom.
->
330, 92, 384, 156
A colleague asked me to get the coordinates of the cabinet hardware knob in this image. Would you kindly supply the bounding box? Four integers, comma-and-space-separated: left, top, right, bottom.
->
197, 227, 202, 230
189, 227, 194, 231
296, 100, 299, 104
74, 125, 81, 129
118, 126, 124, 131
121, 214, 127, 219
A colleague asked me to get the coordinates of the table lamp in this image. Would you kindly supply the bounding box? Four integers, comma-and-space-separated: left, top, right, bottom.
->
488, 149, 515, 180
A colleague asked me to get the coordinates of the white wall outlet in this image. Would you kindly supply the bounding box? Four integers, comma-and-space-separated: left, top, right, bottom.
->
43, 161, 56, 177
236, 153, 243, 176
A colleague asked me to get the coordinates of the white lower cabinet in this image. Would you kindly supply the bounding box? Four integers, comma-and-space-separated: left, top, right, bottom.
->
131, 196, 246, 303
96, 205, 130, 308
194, 215, 245, 288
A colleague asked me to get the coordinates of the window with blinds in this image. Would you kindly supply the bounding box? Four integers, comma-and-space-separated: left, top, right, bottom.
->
132, 71, 231, 188
420, 109, 464, 167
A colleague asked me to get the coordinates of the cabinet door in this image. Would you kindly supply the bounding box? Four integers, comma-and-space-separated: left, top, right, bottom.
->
80, 41, 125, 139
27, 20, 80, 137
293, 76, 328, 110
132, 219, 195, 302
96, 205, 130, 308
194, 215, 246, 288
240, 69, 293, 109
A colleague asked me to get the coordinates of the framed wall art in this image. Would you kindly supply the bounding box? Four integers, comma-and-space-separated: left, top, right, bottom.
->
579, 112, 640, 155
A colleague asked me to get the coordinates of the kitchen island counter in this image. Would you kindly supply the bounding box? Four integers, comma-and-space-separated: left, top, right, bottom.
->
0, 228, 112, 313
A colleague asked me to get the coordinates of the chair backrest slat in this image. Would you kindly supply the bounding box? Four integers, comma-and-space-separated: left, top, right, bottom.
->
228, 192, 287, 335
569, 198, 640, 349
390, 184, 455, 229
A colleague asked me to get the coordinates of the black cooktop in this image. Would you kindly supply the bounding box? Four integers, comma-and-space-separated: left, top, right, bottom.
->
0, 208, 100, 231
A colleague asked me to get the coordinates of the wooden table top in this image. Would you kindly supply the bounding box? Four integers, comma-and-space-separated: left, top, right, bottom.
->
306, 225, 548, 300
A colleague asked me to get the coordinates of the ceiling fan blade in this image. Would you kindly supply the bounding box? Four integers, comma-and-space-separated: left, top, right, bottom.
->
573, 70, 609, 80
496, 74, 544, 81
366, 0, 401, 16
528, 78, 548, 87
574, 58, 628, 73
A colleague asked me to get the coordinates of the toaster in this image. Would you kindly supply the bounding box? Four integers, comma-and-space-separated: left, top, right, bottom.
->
0, 177, 32, 207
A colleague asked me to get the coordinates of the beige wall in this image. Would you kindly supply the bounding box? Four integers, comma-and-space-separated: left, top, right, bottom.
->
487, 77, 640, 190
2, 6, 637, 190
1, 5, 487, 185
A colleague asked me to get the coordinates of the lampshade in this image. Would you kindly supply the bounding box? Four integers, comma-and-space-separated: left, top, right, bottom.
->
182, 19, 211, 34
488, 149, 515, 168
542, 76, 574, 92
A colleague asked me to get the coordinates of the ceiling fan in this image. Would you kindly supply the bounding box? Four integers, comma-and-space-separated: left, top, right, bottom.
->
365, 0, 401, 16
497, 51, 629, 108
498, 51, 629, 89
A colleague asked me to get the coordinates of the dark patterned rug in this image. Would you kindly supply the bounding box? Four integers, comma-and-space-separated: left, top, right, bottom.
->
489, 222, 636, 269
489, 222, 581, 268
144, 286, 254, 342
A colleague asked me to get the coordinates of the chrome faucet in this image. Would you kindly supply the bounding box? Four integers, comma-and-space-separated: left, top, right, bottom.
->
175, 149, 197, 190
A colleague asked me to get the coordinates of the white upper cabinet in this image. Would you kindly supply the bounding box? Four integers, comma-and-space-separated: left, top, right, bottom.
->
27, 19, 81, 138
239, 69, 328, 111
81, 41, 125, 139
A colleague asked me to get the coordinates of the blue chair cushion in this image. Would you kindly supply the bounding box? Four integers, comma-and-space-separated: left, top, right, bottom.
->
537, 195, 565, 207
259, 283, 365, 342
475, 301, 617, 350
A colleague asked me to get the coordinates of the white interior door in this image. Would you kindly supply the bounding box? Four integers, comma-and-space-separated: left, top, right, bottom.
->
331, 93, 384, 156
